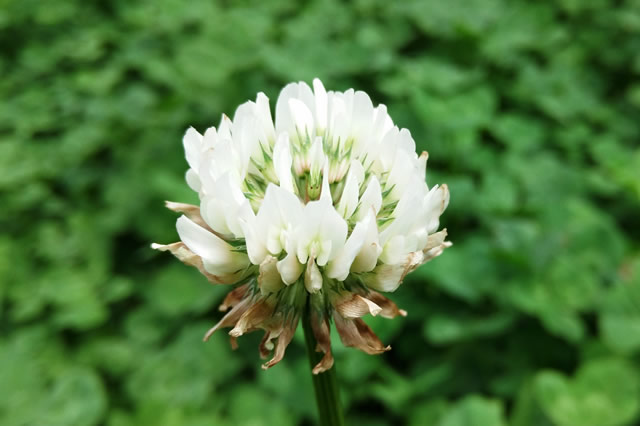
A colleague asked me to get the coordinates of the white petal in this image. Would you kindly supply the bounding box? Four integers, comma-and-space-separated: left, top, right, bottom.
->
304, 258, 323, 293
255, 92, 276, 143
371, 104, 394, 139
266, 224, 285, 255
374, 126, 400, 172
258, 255, 285, 294
326, 214, 370, 281
386, 148, 413, 199
318, 240, 333, 266
413, 227, 430, 251
258, 185, 304, 247
231, 102, 257, 161
327, 95, 348, 150
336, 172, 359, 220
176, 215, 248, 275
239, 218, 267, 265
296, 200, 324, 264
380, 235, 406, 265
350, 211, 382, 273
183, 127, 203, 170
362, 251, 423, 293
256, 185, 283, 229
258, 187, 288, 255
203, 126, 218, 150
229, 200, 255, 238
320, 211, 348, 265
379, 191, 422, 246
348, 160, 365, 185
425, 184, 450, 233
397, 128, 416, 154
297, 197, 348, 266
272, 133, 294, 192
309, 136, 325, 176
185, 169, 201, 192
355, 176, 382, 221
362, 264, 404, 292
289, 98, 314, 139
220, 173, 254, 237
418, 151, 428, 177
277, 251, 303, 285
275, 83, 300, 135
197, 172, 252, 238
202, 138, 236, 183
350, 91, 375, 151
200, 195, 231, 236
313, 78, 328, 131
272, 183, 304, 225
217, 114, 233, 140
320, 161, 331, 204
275, 81, 315, 136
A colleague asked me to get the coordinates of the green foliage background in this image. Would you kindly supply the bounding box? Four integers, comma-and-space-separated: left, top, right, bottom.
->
2, 0, 640, 425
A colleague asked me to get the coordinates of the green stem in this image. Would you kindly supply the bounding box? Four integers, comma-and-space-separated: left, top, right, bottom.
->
302, 300, 345, 426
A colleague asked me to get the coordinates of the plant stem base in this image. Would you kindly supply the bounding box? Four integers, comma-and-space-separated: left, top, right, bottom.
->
302, 300, 345, 426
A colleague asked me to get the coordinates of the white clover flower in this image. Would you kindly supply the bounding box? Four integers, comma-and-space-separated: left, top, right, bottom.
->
153, 79, 450, 373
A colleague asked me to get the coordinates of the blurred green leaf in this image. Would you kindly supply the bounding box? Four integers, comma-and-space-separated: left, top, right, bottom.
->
599, 258, 640, 354
424, 312, 516, 344
42, 368, 108, 426
409, 399, 450, 426
535, 358, 640, 426
438, 395, 507, 426
125, 324, 242, 409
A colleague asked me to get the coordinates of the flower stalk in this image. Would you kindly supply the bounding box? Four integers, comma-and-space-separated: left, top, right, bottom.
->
302, 297, 345, 426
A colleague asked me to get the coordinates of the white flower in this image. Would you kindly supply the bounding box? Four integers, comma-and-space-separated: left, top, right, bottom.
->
153, 79, 450, 373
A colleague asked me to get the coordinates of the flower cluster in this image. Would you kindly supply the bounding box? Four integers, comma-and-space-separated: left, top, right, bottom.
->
153, 79, 450, 373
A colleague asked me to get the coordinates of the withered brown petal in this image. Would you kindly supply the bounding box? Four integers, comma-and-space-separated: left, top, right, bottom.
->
219, 284, 250, 312
164, 201, 213, 232
310, 310, 334, 374
402, 251, 425, 280
259, 324, 285, 360
424, 229, 447, 250
422, 229, 452, 263
229, 300, 274, 337
203, 298, 252, 342
262, 316, 300, 370
334, 315, 390, 355
361, 250, 423, 293
229, 336, 239, 350
353, 318, 391, 353
364, 291, 407, 319
335, 293, 382, 319
151, 242, 239, 284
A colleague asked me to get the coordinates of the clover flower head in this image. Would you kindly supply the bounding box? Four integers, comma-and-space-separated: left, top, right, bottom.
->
153, 79, 450, 373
